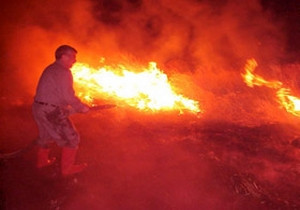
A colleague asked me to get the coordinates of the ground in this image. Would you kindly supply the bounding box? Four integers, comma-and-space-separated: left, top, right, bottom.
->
1, 104, 299, 210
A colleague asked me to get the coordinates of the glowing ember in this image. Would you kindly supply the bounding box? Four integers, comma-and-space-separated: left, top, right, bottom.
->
242, 59, 300, 117
71, 61, 201, 114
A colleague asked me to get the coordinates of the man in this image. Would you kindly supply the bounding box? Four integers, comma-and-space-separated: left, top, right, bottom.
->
32, 45, 90, 176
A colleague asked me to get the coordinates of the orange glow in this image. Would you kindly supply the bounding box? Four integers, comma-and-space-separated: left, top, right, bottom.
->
242, 59, 300, 117
71, 60, 201, 114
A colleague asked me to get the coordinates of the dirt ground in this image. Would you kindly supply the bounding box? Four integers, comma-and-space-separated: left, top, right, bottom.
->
1, 104, 299, 210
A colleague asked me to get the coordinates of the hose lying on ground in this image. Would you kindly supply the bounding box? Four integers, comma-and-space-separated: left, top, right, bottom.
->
0, 139, 37, 159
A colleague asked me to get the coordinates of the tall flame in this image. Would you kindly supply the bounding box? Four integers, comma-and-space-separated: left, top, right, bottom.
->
242, 59, 300, 117
71, 61, 201, 114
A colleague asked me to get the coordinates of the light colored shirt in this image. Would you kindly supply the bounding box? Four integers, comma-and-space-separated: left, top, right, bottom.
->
34, 61, 87, 112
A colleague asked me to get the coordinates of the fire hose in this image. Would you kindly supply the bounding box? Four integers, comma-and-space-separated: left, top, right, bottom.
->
0, 104, 116, 160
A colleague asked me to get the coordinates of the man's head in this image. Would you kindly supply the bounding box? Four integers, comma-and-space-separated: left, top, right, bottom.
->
55, 45, 77, 68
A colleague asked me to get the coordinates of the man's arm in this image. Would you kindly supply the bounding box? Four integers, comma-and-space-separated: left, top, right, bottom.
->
61, 70, 90, 113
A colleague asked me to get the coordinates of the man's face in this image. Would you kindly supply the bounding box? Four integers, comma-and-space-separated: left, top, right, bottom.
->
61, 51, 77, 69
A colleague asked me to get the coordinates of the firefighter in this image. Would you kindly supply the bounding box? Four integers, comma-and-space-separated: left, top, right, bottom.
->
32, 45, 90, 176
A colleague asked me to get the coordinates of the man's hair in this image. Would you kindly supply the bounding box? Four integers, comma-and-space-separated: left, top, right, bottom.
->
55, 45, 77, 60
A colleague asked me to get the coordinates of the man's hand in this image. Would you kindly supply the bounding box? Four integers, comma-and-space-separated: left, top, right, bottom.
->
81, 105, 90, 113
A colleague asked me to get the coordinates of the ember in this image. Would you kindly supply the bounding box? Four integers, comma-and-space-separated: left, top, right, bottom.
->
242, 59, 300, 117
71, 60, 201, 114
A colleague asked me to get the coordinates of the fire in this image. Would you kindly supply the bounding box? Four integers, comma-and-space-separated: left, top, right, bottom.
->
242, 59, 300, 117
241, 59, 282, 89
277, 88, 300, 117
71, 61, 201, 114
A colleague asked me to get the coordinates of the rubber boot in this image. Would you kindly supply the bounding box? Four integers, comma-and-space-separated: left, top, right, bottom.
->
61, 147, 87, 176
36, 147, 56, 168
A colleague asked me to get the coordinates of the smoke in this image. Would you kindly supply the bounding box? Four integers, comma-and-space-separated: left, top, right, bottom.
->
0, 0, 297, 123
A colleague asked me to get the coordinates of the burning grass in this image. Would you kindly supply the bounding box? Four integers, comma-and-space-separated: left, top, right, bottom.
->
242, 59, 300, 118
71, 60, 201, 114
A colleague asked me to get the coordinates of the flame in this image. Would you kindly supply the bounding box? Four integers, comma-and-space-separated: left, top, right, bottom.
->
71, 60, 201, 114
276, 88, 300, 117
241, 59, 282, 88
242, 58, 300, 117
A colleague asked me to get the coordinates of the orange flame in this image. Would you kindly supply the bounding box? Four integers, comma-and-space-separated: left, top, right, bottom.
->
242, 58, 300, 117
241, 59, 282, 88
71, 61, 201, 114
276, 88, 300, 117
